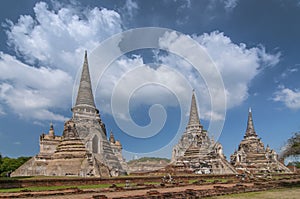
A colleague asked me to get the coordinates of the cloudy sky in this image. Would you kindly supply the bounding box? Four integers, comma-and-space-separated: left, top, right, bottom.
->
0, 0, 300, 161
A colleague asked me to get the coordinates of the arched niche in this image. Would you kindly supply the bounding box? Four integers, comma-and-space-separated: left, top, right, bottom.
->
92, 135, 99, 153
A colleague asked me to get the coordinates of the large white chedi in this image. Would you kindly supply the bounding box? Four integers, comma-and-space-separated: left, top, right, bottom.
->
12, 52, 127, 177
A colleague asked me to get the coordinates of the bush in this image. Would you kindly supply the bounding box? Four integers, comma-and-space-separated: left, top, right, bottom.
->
0, 155, 31, 177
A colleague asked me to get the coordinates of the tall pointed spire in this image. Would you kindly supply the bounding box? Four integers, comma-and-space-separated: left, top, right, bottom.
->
187, 90, 201, 127
75, 51, 96, 108
109, 131, 115, 143
245, 107, 257, 137
72, 51, 100, 121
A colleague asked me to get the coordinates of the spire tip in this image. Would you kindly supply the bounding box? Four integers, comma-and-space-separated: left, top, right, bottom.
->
74, 51, 96, 108
187, 91, 201, 127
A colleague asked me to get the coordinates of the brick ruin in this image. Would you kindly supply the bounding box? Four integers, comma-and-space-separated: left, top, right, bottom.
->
11, 51, 127, 177
169, 91, 237, 174
230, 108, 291, 174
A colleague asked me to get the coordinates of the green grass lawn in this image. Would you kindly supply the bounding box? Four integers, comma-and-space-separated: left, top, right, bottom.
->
188, 178, 229, 184
205, 178, 228, 183
205, 187, 300, 199
0, 175, 84, 181
144, 182, 160, 185
188, 179, 199, 183
0, 183, 128, 193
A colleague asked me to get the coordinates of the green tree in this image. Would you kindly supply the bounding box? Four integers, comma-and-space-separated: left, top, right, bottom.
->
287, 161, 300, 168
0, 156, 31, 177
282, 132, 300, 158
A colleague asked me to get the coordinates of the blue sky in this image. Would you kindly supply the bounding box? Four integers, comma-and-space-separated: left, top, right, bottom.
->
0, 0, 300, 161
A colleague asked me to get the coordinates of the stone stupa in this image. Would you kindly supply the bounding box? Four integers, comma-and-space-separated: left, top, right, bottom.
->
230, 108, 291, 174
170, 91, 237, 174
12, 51, 127, 177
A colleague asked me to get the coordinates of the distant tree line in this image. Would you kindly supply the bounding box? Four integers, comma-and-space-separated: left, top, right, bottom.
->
127, 157, 170, 164
287, 161, 300, 168
0, 154, 31, 177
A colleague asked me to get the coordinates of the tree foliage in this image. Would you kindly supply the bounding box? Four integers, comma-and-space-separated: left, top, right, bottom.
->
127, 157, 170, 164
287, 161, 300, 168
0, 155, 31, 177
281, 132, 300, 159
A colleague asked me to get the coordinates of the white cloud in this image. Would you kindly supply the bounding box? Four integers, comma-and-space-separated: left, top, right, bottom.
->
256, 45, 281, 67
5, 1, 122, 74
0, 1, 281, 125
207, 0, 239, 12
33, 121, 46, 126
289, 68, 298, 73
123, 0, 139, 19
176, 0, 192, 10
273, 86, 300, 110
96, 55, 193, 138
194, 31, 280, 109
96, 55, 192, 115
154, 31, 280, 120
204, 111, 225, 121
95, 31, 280, 124
280, 65, 299, 79
0, 2, 123, 121
0, 53, 71, 121
13, 141, 21, 145
223, 0, 239, 11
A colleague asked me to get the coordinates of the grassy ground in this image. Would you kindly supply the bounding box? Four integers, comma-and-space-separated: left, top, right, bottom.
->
0, 183, 126, 193
188, 178, 228, 184
206, 187, 300, 199
0, 178, 229, 193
